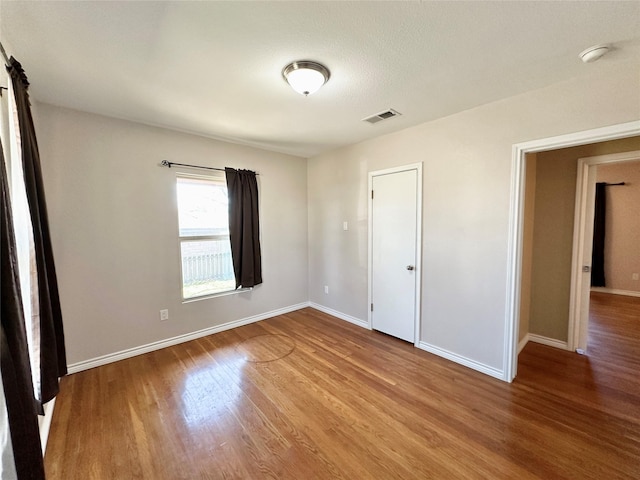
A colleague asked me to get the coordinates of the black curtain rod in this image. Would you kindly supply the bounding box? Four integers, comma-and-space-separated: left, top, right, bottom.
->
603, 182, 625, 186
161, 160, 225, 172
161, 160, 259, 175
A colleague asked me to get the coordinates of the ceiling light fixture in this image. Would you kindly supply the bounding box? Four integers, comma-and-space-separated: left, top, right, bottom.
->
282, 61, 330, 96
579, 44, 610, 63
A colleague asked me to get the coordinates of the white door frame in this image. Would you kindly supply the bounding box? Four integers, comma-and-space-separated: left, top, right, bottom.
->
570, 149, 640, 352
368, 163, 423, 346
504, 120, 640, 382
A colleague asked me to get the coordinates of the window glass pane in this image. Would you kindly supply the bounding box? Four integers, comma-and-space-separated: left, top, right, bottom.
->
181, 239, 235, 298
177, 176, 229, 237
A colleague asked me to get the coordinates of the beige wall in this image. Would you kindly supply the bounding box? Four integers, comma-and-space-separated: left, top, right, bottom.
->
31, 60, 640, 375
527, 138, 640, 341
596, 159, 640, 293
35, 103, 309, 366
528, 151, 579, 341
308, 61, 640, 373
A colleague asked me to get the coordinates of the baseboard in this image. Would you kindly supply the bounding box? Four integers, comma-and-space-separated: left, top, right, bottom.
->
67, 302, 310, 374
38, 398, 56, 455
417, 342, 505, 381
591, 287, 640, 298
517, 334, 529, 354
308, 302, 370, 329
528, 334, 570, 351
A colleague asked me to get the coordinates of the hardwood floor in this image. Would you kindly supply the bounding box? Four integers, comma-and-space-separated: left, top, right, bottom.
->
45, 297, 640, 479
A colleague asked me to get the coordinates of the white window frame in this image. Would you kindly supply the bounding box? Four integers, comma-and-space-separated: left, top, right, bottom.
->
176, 172, 237, 301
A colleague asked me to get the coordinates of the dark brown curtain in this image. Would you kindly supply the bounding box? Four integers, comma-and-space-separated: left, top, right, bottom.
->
225, 168, 262, 289
8, 57, 67, 410
1, 139, 46, 479
591, 182, 606, 287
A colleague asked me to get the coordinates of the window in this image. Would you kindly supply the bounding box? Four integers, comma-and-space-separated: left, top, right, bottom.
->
176, 174, 235, 299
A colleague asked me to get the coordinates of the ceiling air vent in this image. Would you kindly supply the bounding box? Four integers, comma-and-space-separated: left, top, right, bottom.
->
362, 109, 402, 124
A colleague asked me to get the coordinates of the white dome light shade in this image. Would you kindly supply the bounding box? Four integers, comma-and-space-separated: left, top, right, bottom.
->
283, 61, 330, 96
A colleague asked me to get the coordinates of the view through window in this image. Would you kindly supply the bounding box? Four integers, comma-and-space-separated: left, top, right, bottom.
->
176, 175, 235, 299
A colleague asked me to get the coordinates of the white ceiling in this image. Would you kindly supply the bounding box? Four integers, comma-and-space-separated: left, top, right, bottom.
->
1, 1, 639, 158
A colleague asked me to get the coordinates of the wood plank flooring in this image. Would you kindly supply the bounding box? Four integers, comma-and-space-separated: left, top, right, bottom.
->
45, 295, 640, 479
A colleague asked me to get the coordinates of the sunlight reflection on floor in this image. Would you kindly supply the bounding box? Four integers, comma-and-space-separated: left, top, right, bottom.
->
180, 356, 246, 429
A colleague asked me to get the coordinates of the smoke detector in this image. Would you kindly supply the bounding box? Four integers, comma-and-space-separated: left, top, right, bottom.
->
579, 45, 610, 63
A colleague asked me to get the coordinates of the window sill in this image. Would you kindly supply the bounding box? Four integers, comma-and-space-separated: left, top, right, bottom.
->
181, 287, 253, 304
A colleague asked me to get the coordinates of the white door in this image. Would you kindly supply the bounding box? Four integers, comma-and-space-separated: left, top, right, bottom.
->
370, 166, 421, 343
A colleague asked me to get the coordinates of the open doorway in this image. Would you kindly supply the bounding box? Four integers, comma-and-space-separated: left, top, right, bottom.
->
518, 143, 640, 359
569, 153, 640, 352
504, 121, 640, 381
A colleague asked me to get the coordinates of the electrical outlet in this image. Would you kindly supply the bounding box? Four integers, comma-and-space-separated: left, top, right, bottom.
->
160, 309, 169, 321
632, 273, 639, 281
343, 221, 348, 231
324, 285, 329, 294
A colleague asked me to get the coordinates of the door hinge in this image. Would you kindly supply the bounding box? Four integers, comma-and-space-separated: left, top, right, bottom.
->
371, 190, 374, 199
371, 303, 374, 312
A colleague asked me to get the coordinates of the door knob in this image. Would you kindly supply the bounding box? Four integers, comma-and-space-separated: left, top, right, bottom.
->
406, 265, 415, 271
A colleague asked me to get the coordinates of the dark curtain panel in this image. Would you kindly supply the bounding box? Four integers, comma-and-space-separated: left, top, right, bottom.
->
1, 140, 46, 479
225, 168, 263, 289
8, 57, 67, 410
591, 182, 607, 287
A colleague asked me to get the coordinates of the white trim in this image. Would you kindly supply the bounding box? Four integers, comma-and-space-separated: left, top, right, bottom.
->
580, 149, 640, 166
368, 163, 423, 346
67, 302, 309, 374
308, 303, 370, 329
414, 164, 423, 346
417, 342, 504, 381
504, 144, 526, 382
505, 121, 640, 382
38, 398, 56, 456
510, 122, 640, 154
367, 172, 374, 330
181, 286, 253, 303
517, 334, 529, 355
570, 150, 640, 351
528, 334, 570, 351
591, 287, 640, 298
